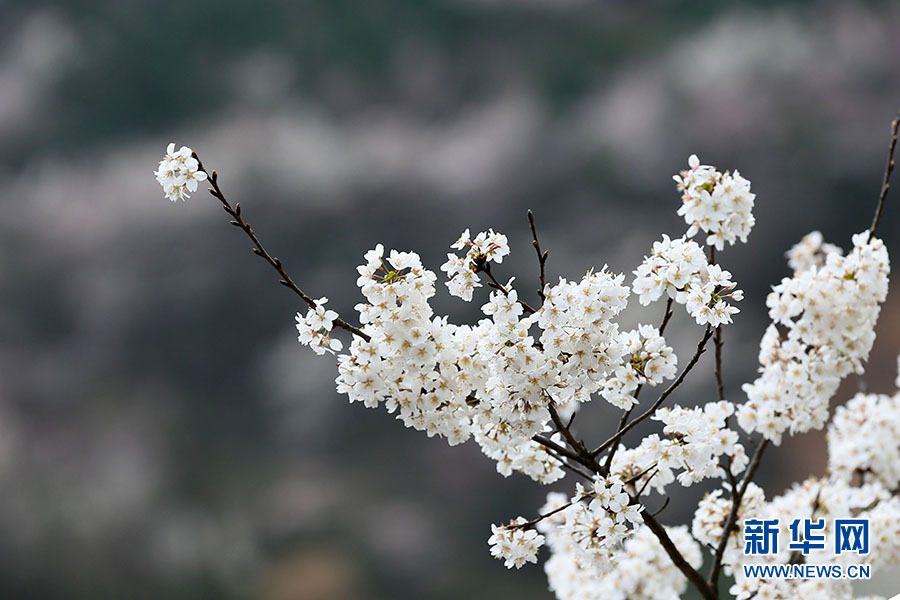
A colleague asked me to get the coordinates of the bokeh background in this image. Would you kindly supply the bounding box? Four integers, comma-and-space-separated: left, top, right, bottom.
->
2, 1, 900, 598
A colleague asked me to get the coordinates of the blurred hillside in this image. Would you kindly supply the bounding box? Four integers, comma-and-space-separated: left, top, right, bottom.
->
1, 1, 899, 598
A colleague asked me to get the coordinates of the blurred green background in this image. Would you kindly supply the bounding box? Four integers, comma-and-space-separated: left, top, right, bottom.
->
1, 0, 900, 598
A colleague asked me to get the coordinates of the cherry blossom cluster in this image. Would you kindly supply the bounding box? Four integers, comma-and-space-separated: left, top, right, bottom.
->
538, 488, 701, 600
632, 234, 743, 326
154, 143, 208, 202
691, 370, 900, 600
488, 518, 546, 569
600, 324, 677, 410
295, 298, 343, 355
331, 240, 637, 484
336, 243, 477, 448
673, 154, 756, 250
828, 372, 900, 491
737, 231, 890, 444
588, 475, 643, 523
536, 270, 630, 407
786, 230, 843, 273
441, 228, 511, 301
606, 401, 748, 496
652, 401, 747, 486
534, 479, 646, 576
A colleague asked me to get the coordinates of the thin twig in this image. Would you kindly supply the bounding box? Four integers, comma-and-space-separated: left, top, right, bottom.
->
480, 263, 537, 314
623, 462, 659, 488
509, 497, 579, 530
649, 496, 671, 518
195, 156, 371, 342
707, 437, 769, 588
870, 112, 900, 236
634, 468, 659, 498
591, 325, 714, 458
527, 209, 549, 302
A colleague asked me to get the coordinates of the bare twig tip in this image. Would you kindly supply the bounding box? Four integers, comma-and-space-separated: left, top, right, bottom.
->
651, 497, 671, 518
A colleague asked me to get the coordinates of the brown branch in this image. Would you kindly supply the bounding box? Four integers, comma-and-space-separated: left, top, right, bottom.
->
658, 297, 675, 335
870, 111, 900, 236
195, 156, 371, 342
603, 404, 636, 472
714, 327, 725, 401
479, 263, 537, 315
642, 510, 718, 600
527, 209, 549, 302
591, 325, 714, 458
548, 403, 588, 456
533, 434, 583, 465
721, 453, 738, 493
707, 437, 769, 589
544, 450, 594, 482
547, 402, 605, 474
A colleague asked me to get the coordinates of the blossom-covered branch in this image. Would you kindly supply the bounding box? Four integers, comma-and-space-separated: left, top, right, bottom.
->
156, 113, 900, 600
157, 145, 371, 344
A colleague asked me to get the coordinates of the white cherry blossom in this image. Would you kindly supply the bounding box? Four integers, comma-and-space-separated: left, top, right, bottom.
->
488, 518, 545, 569
673, 154, 756, 250
154, 142, 207, 202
